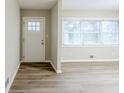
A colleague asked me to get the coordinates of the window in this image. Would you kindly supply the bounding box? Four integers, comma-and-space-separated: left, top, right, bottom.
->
62, 18, 119, 46
101, 21, 119, 44
28, 21, 40, 31
81, 21, 100, 45
63, 20, 81, 45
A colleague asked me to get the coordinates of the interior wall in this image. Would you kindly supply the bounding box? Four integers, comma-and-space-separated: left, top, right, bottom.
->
62, 10, 119, 18
62, 10, 119, 62
5, 0, 20, 92
51, 0, 62, 72
21, 9, 51, 60
62, 46, 119, 61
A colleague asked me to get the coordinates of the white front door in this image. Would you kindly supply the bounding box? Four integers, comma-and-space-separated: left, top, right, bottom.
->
23, 17, 45, 62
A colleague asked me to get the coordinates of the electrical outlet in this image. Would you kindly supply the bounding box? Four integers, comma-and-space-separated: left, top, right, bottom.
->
5, 77, 9, 88
90, 55, 94, 59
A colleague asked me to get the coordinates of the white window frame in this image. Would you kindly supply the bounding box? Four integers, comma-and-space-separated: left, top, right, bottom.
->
62, 17, 119, 47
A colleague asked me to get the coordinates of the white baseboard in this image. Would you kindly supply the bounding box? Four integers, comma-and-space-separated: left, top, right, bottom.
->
20, 60, 23, 63
50, 61, 62, 74
56, 70, 62, 73
44, 60, 52, 63
6, 63, 20, 93
61, 59, 119, 63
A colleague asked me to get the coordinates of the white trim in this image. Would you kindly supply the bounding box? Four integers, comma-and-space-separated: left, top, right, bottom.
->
23, 17, 46, 20
22, 17, 46, 62
20, 60, 23, 63
61, 59, 119, 63
56, 70, 62, 73
50, 61, 62, 74
43, 17, 46, 61
62, 45, 119, 48
44, 60, 52, 63
6, 63, 20, 93
63, 17, 119, 20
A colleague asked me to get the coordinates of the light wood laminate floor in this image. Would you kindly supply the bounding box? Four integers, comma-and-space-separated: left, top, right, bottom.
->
9, 62, 119, 93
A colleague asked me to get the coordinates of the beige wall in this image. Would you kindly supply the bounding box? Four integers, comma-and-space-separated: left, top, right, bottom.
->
51, 0, 62, 73
62, 46, 119, 61
62, 10, 119, 62
5, 0, 20, 92
21, 9, 51, 60
51, 4, 58, 69
62, 10, 119, 18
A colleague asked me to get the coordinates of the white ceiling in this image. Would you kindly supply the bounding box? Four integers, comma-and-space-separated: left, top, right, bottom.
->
18, 0, 57, 10
62, 0, 119, 10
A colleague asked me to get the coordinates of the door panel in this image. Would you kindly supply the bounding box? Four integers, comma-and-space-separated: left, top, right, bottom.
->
23, 18, 45, 62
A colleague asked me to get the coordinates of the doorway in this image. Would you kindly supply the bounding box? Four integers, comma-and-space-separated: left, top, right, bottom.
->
22, 17, 45, 62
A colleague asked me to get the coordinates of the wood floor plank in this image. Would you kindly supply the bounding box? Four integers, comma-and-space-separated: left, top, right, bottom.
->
9, 62, 119, 93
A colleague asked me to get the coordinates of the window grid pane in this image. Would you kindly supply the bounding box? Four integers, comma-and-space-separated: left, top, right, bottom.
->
101, 21, 119, 44
28, 21, 40, 31
62, 19, 119, 46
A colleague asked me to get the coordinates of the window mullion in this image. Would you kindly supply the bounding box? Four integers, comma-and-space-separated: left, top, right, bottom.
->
100, 21, 103, 45
80, 20, 82, 46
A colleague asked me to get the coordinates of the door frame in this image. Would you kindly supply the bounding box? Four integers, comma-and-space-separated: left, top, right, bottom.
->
22, 17, 46, 62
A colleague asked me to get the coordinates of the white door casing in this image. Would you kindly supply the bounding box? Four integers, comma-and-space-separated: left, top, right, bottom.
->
22, 17, 45, 62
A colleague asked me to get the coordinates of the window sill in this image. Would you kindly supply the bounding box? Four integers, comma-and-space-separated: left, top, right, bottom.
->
62, 44, 119, 48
